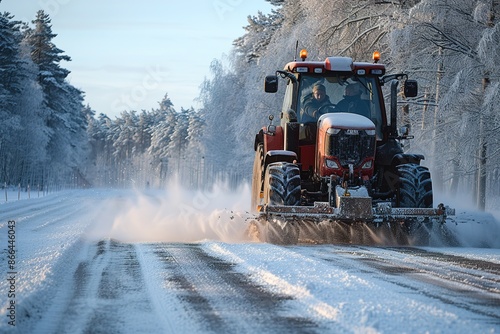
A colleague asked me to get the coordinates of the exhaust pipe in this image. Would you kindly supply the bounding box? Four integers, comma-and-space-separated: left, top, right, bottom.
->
390, 79, 399, 138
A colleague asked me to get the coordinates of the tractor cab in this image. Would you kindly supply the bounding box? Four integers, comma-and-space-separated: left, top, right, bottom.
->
279, 72, 385, 140
264, 52, 388, 184
266, 53, 387, 130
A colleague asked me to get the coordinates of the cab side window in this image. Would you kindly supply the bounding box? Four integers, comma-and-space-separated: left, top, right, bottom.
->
280, 79, 297, 125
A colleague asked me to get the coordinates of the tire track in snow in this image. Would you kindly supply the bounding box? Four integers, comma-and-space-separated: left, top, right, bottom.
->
0, 191, 101, 333
150, 243, 318, 333
389, 247, 500, 292
31, 205, 89, 231
30, 239, 107, 334
55, 239, 167, 334
306, 246, 500, 323
202, 243, 355, 332
203, 242, 500, 333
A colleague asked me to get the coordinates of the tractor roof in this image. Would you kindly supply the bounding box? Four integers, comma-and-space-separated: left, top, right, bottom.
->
284, 56, 386, 77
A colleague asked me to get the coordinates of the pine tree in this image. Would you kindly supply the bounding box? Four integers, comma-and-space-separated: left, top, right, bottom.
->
24, 10, 89, 181
233, 10, 283, 64
0, 12, 24, 183
0, 12, 49, 187
148, 94, 177, 185
185, 108, 205, 187
0, 12, 24, 110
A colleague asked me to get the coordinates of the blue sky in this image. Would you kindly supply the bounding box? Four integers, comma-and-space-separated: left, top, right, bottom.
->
1, 0, 274, 117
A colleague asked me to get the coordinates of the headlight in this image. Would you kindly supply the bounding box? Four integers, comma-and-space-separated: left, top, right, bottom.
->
326, 159, 340, 169
362, 160, 373, 169
326, 128, 341, 135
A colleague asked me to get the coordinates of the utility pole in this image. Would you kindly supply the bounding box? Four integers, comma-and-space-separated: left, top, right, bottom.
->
431, 46, 444, 193
477, 76, 487, 210
477, 1, 496, 210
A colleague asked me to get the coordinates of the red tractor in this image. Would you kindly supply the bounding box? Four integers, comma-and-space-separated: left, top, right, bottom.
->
251, 50, 453, 244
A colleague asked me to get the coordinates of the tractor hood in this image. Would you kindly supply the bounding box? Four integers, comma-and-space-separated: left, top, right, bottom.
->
318, 112, 376, 131
316, 113, 377, 179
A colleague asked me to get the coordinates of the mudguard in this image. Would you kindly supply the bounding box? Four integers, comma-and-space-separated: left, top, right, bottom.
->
392, 153, 424, 166
263, 150, 297, 173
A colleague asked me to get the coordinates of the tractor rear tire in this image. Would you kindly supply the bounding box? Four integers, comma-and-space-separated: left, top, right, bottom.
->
251, 144, 264, 212
397, 163, 433, 245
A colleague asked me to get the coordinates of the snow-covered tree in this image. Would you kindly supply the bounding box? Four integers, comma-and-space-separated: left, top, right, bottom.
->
145, 94, 176, 186
233, 10, 283, 64
0, 12, 23, 183
24, 10, 89, 179
184, 108, 205, 187
0, 12, 24, 112
388, 0, 500, 208
198, 58, 248, 183
0, 11, 50, 187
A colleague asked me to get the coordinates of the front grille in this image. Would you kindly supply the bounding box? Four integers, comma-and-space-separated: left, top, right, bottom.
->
326, 130, 375, 167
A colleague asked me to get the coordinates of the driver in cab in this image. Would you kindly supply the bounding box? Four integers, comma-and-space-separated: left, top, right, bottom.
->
301, 83, 333, 123
300, 83, 333, 142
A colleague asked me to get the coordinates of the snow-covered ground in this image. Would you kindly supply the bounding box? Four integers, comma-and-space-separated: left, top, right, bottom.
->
0, 187, 499, 333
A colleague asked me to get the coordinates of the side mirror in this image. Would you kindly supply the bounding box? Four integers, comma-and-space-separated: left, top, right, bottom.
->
264, 75, 278, 93
404, 79, 418, 98
399, 126, 409, 136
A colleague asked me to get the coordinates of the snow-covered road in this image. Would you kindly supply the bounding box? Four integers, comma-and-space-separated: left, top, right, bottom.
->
1, 189, 499, 333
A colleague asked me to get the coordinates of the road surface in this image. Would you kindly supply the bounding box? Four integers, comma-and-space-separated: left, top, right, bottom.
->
1, 189, 499, 333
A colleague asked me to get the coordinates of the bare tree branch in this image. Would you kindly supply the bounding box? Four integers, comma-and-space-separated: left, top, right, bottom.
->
419, 22, 478, 58
340, 25, 381, 55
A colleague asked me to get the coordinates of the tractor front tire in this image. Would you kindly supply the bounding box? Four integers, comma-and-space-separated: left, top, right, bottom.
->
264, 162, 301, 206
262, 162, 301, 244
397, 163, 433, 245
397, 163, 433, 208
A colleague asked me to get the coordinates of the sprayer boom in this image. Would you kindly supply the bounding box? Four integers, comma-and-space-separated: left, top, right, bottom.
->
262, 202, 455, 225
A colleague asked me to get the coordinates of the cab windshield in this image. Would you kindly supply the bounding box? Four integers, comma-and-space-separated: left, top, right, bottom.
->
297, 74, 383, 138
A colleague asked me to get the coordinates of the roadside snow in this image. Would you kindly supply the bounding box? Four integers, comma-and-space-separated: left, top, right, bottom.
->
0, 190, 114, 331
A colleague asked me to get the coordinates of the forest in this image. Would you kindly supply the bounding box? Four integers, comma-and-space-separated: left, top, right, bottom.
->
0, 0, 499, 209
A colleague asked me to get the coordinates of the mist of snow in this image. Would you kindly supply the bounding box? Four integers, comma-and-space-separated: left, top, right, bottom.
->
85, 183, 255, 243
435, 193, 500, 248
83, 184, 500, 248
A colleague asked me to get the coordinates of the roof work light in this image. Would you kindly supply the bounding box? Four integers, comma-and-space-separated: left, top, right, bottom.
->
300, 49, 308, 61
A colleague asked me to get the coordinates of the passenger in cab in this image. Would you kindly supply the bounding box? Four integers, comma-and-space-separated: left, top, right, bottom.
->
334, 83, 371, 118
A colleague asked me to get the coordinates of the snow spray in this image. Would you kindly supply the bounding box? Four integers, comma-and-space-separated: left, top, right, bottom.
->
84, 183, 500, 247
86, 182, 255, 243
429, 192, 500, 248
